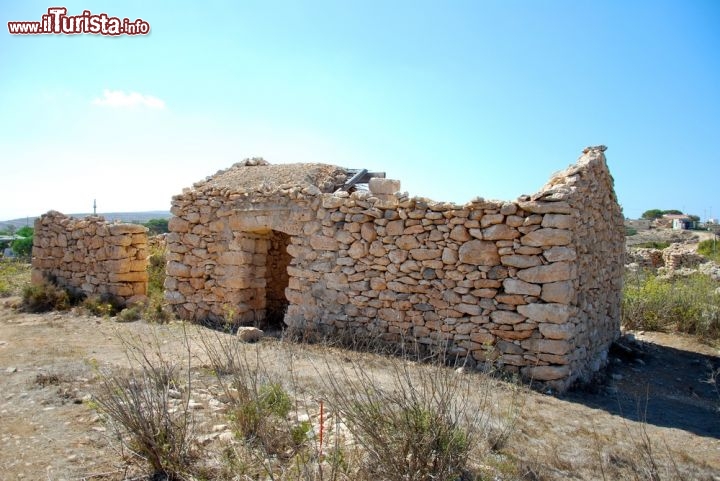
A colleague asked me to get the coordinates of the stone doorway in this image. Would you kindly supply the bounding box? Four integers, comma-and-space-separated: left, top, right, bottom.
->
263, 230, 291, 329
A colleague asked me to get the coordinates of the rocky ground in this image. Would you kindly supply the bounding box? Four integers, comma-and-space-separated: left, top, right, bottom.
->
626, 227, 717, 247
0, 300, 719, 480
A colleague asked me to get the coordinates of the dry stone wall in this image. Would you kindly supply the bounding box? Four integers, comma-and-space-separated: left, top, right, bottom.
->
31, 211, 149, 302
166, 147, 624, 390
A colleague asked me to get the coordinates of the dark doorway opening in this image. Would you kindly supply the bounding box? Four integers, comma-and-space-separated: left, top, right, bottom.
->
264, 230, 291, 329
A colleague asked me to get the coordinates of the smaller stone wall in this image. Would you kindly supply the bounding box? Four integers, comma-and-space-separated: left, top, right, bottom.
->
662, 243, 707, 270
626, 248, 664, 269
31, 211, 149, 302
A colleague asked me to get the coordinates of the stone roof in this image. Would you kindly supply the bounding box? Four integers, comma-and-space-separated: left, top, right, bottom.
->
190, 158, 349, 195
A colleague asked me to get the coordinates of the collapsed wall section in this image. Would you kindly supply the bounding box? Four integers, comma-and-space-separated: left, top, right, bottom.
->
31, 211, 149, 302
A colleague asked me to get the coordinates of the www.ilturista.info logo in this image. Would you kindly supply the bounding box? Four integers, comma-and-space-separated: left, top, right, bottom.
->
8, 7, 150, 35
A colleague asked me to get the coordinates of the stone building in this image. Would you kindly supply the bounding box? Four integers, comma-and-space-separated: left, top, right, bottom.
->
166, 147, 625, 390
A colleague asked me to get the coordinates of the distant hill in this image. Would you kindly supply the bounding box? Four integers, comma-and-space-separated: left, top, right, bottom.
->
0, 211, 171, 231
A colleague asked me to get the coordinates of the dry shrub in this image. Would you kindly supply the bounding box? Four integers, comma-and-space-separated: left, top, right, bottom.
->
93, 327, 196, 480
21, 280, 71, 312
197, 329, 315, 471
318, 342, 521, 481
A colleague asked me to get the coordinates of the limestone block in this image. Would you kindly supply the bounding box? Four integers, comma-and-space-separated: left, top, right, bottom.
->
539, 322, 574, 340
458, 240, 499, 265
169, 217, 190, 233
502, 278, 541, 296
521, 365, 570, 381
540, 281, 575, 304
403, 224, 425, 235
310, 235, 339, 251
491, 329, 533, 340
237, 326, 264, 342
409, 248, 441, 261
108, 224, 147, 235
386, 220, 405, 236
521, 338, 572, 355
348, 241, 368, 259
518, 201, 572, 214
500, 255, 542, 268
541, 214, 574, 229
322, 196, 345, 209
219, 251, 254, 265
543, 246, 577, 262
361, 223, 377, 242
480, 214, 504, 227
167, 261, 191, 278
449, 225, 470, 242
482, 224, 520, 240
490, 310, 526, 325
456, 304, 482, 315
516, 262, 576, 283
517, 303, 572, 324
369, 178, 400, 195
521, 228, 572, 247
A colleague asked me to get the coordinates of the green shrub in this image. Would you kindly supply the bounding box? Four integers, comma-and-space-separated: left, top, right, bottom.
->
10, 236, 33, 258
147, 245, 166, 297
118, 305, 143, 322
623, 271, 720, 341
21, 281, 71, 312
144, 245, 172, 323
83, 293, 124, 317
231, 382, 299, 456
698, 239, 720, 263
625, 227, 638, 236
144, 219, 169, 235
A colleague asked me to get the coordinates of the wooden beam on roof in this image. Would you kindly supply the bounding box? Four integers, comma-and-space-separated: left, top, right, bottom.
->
336, 169, 386, 192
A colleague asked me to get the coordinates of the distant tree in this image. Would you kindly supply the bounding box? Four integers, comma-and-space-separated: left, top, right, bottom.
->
641, 209, 664, 220
688, 214, 700, 222
16, 226, 33, 238
144, 218, 169, 235
662, 209, 683, 215
10, 226, 34, 257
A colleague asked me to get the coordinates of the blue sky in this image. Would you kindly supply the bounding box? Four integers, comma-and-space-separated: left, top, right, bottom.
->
1, 0, 718, 222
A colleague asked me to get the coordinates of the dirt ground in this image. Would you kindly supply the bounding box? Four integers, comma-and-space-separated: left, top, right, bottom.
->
0, 301, 719, 480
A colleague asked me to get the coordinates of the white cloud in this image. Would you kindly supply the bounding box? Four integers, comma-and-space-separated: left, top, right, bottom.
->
92, 89, 166, 109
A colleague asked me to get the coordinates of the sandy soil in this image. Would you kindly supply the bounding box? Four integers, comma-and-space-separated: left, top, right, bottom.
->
0, 302, 719, 480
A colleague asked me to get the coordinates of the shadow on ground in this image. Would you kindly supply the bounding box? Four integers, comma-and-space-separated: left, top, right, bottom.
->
563, 335, 720, 439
